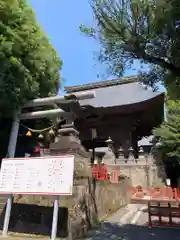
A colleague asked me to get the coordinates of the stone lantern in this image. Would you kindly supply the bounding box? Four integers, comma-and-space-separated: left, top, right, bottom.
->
128, 146, 135, 162
103, 137, 115, 164
138, 147, 144, 160
117, 146, 124, 160
106, 136, 113, 149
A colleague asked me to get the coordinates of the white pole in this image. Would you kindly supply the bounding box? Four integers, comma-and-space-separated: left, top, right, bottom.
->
51, 196, 59, 240
2, 111, 20, 236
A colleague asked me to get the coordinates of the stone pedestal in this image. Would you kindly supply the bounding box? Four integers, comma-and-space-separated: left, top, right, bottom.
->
103, 148, 115, 165
50, 123, 88, 157
128, 146, 135, 163
49, 122, 91, 179
116, 147, 125, 163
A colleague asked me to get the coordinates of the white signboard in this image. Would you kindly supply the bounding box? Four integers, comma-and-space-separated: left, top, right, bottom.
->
0, 155, 74, 195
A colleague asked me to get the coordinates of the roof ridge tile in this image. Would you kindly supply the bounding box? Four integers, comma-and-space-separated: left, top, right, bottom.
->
65, 76, 139, 93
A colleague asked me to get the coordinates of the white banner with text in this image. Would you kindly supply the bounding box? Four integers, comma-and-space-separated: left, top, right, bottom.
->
0, 155, 74, 195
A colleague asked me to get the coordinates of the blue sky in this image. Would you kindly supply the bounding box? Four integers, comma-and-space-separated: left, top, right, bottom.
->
29, 0, 150, 91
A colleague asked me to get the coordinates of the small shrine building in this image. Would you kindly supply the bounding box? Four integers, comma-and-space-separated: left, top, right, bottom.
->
64, 76, 164, 159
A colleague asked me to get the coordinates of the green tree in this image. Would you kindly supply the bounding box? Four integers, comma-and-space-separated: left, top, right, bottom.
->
0, 0, 62, 158
154, 100, 180, 159
0, 0, 62, 117
80, 0, 180, 95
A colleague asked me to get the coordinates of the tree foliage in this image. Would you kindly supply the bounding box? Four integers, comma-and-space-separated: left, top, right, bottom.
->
0, 0, 62, 117
153, 100, 180, 159
80, 0, 180, 94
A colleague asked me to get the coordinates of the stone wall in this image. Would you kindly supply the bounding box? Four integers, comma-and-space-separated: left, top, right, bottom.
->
2, 153, 131, 239
102, 146, 167, 188
65, 177, 131, 238
107, 162, 166, 187
95, 180, 130, 220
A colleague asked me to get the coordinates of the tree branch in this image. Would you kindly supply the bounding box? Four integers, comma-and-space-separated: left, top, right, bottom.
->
121, 43, 180, 75
142, 54, 180, 75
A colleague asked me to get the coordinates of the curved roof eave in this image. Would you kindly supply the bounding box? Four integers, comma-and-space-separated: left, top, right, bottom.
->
77, 82, 164, 108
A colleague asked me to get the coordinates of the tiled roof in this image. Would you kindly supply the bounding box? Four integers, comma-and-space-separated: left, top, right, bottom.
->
65, 76, 138, 93
64, 76, 164, 109
70, 82, 164, 108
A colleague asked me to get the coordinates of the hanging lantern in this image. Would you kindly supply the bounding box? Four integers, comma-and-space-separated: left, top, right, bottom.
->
26, 130, 32, 137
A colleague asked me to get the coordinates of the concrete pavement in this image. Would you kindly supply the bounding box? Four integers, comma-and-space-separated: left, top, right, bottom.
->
0, 204, 180, 239
84, 204, 180, 240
